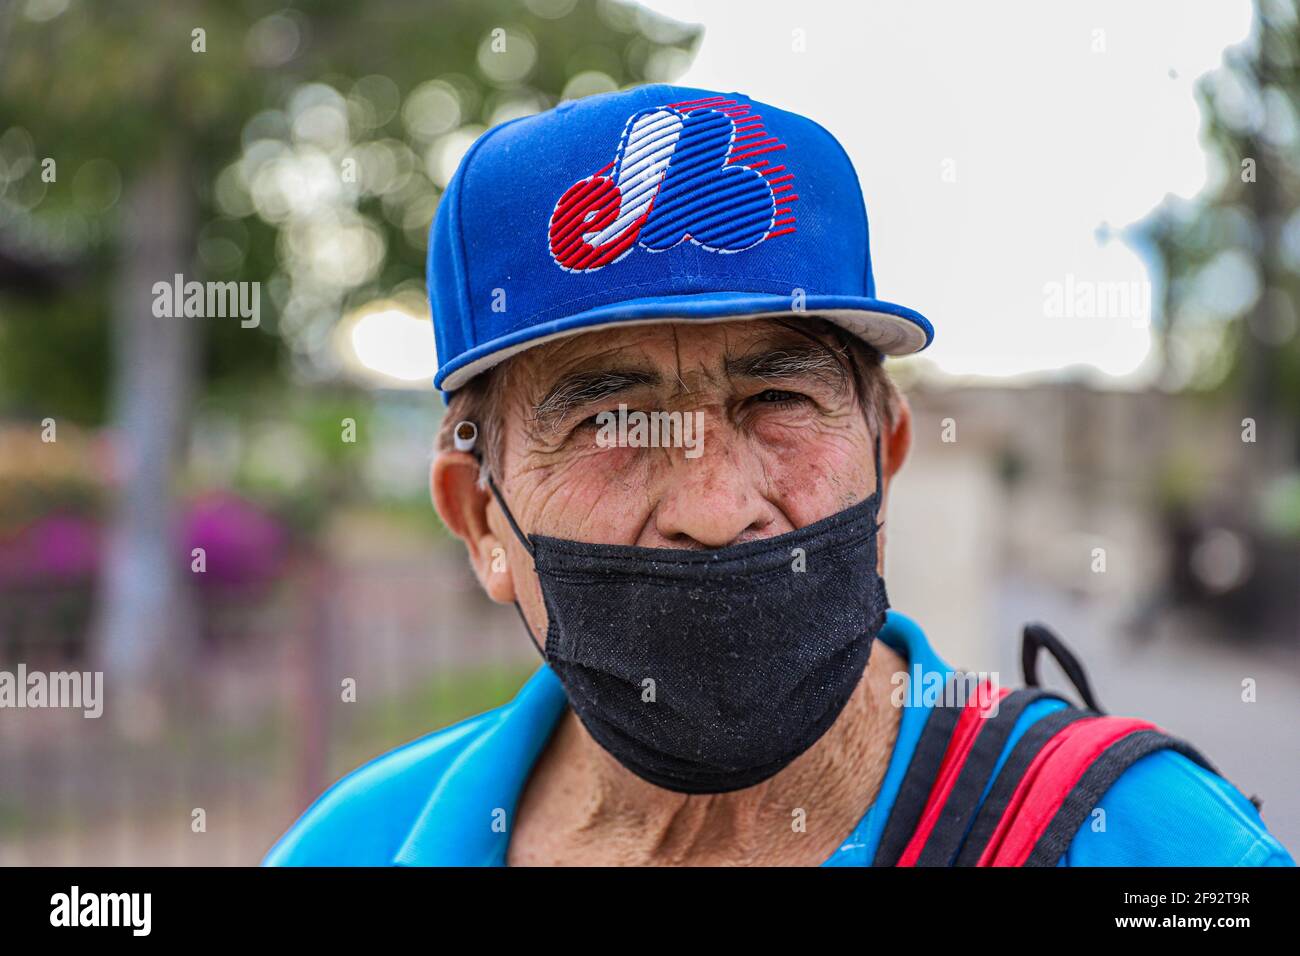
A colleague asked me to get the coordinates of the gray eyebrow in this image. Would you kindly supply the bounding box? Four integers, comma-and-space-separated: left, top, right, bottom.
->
531, 367, 662, 431
724, 344, 852, 393
528, 342, 852, 433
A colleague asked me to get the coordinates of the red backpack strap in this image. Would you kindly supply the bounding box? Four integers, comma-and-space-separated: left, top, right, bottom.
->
906, 686, 1072, 867
893, 677, 1008, 867
951, 705, 1094, 865
976, 719, 1217, 866
873, 676, 1066, 866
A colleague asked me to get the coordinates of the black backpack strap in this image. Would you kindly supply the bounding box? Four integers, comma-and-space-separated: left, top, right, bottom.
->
1022, 622, 1104, 713
872, 672, 967, 867
910, 687, 1068, 867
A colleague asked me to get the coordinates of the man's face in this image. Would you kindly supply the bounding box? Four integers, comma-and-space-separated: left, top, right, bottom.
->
452, 318, 909, 631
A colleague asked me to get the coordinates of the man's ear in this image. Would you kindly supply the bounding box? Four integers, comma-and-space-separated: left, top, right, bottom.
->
874, 393, 911, 576
430, 451, 516, 604
883, 392, 912, 487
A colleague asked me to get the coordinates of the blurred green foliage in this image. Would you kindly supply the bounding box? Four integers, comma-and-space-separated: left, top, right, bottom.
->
1146, 0, 1300, 417
0, 0, 700, 423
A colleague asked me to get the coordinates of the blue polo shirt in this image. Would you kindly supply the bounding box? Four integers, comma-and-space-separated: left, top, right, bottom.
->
263, 610, 1294, 866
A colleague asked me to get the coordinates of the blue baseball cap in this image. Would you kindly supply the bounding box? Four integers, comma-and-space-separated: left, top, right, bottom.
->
427, 83, 933, 396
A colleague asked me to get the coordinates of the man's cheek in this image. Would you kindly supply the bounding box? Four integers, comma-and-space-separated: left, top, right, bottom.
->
753, 419, 869, 473
527, 461, 647, 541
545, 433, 644, 475
757, 435, 874, 516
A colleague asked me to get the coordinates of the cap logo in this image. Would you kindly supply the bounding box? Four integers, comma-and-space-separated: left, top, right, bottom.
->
548, 95, 798, 273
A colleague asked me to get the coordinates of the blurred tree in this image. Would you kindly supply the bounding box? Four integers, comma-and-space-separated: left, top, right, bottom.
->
0, 0, 699, 716
1142, 0, 1299, 639
1146, 0, 1300, 475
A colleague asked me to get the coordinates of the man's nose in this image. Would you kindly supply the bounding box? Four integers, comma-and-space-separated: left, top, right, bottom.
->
650, 439, 777, 549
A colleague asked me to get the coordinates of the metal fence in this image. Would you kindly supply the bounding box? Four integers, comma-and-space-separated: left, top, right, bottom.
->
0, 550, 536, 865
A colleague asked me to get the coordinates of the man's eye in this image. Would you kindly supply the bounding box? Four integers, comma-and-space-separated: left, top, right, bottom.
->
574, 409, 618, 431
752, 389, 806, 407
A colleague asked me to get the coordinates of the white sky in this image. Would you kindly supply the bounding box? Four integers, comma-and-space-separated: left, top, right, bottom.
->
640, 0, 1256, 384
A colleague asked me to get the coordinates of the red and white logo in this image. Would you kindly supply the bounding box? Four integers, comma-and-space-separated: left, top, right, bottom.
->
548, 95, 797, 273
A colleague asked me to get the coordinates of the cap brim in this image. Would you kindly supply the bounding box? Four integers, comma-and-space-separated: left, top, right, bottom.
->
435, 291, 933, 393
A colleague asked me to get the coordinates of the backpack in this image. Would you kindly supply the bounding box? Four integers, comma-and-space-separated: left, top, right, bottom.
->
872, 623, 1242, 867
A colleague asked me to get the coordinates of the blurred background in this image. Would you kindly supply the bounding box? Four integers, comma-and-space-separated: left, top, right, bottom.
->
0, 0, 1296, 864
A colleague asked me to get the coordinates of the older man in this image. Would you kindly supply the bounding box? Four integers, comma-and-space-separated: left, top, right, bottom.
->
264, 85, 1293, 867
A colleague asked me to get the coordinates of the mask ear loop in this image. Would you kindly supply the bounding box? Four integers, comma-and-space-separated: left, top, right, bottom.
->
871, 433, 886, 530
870, 431, 891, 610
454, 421, 548, 662
872, 433, 883, 496
485, 473, 535, 559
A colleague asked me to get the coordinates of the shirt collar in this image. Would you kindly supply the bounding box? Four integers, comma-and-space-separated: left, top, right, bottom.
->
393, 609, 951, 866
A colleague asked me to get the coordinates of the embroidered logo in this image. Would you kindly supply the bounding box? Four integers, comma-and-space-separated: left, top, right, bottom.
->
548, 95, 797, 273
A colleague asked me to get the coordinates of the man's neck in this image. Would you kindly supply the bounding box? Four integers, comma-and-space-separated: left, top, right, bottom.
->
508, 641, 906, 866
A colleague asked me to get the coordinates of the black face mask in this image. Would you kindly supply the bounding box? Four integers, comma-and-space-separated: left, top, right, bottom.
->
484, 439, 890, 795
